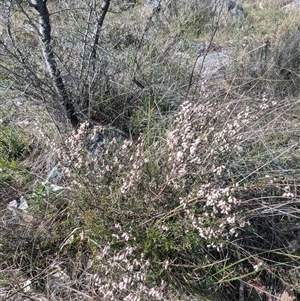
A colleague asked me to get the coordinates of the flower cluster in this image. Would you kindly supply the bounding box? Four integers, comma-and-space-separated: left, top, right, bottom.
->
120, 136, 146, 195
51, 122, 130, 190
165, 100, 252, 245
90, 224, 166, 301
182, 183, 248, 245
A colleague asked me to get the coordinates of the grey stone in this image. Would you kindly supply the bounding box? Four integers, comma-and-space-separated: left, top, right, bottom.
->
228, 0, 245, 18
195, 52, 230, 80
289, 0, 300, 8
85, 126, 126, 157
194, 42, 220, 54
146, 0, 160, 10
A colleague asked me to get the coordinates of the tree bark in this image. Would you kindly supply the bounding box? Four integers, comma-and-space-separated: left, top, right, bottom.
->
29, 0, 79, 128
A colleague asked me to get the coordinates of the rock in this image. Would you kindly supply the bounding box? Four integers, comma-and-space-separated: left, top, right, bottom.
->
210, 0, 245, 19
192, 50, 231, 98
195, 52, 230, 80
146, 0, 160, 9
283, 0, 300, 9
84, 125, 126, 157
194, 42, 220, 54
228, 0, 246, 18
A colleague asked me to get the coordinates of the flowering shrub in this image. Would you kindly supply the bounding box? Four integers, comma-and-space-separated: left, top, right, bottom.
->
41, 92, 300, 300
1, 95, 299, 301
44, 98, 252, 298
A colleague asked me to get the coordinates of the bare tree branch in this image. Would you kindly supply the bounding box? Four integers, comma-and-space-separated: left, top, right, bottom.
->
90, 0, 110, 73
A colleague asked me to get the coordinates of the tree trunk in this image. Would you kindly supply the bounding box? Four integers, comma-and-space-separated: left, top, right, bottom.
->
29, 0, 79, 128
